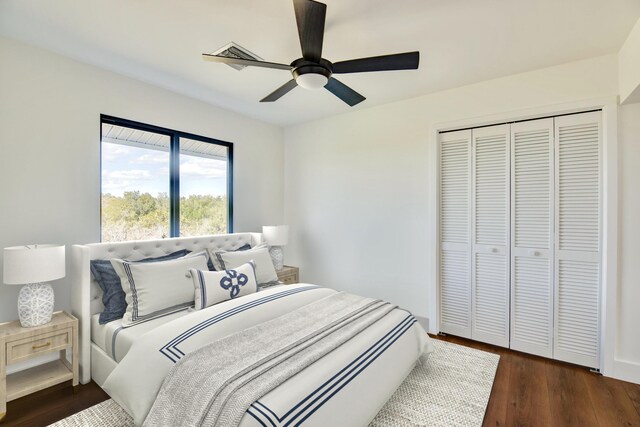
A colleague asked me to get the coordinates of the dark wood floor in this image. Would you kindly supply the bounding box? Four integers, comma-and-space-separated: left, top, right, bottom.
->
3, 336, 640, 426
2, 381, 108, 427
435, 334, 640, 427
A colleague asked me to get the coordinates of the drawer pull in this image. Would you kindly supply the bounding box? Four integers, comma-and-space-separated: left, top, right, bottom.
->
32, 341, 51, 350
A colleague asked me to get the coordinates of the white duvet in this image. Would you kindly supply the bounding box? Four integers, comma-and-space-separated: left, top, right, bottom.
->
103, 284, 433, 426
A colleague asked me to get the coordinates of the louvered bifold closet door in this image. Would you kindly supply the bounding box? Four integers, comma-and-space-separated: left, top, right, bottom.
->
439, 130, 471, 338
471, 125, 510, 347
510, 118, 555, 358
553, 112, 601, 368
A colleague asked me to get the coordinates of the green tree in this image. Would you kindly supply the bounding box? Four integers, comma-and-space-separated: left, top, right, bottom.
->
101, 192, 227, 242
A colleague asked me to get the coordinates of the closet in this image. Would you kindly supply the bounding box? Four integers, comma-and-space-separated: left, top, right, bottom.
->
438, 111, 601, 369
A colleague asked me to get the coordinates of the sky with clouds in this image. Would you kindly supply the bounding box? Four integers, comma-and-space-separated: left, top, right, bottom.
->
102, 143, 227, 197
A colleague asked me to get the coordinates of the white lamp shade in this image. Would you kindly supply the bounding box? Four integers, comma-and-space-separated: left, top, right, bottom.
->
3, 244, 66, 285
262, 226, 289, 246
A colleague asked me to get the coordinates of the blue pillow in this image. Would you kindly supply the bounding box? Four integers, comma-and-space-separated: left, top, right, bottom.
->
91, 249, 190, 324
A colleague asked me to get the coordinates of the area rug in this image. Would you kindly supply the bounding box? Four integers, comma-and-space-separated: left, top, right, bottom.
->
50, 340, 499, 427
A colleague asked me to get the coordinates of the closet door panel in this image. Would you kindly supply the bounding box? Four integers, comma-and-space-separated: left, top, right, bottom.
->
439, 130, 472, 338
471, 125, 510, 346
554, 112, 601, 368
511, 254, 552, 355
510, 118, 554, 358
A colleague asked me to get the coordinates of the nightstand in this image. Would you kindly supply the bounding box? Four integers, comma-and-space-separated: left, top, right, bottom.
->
277, 265, 300, 285
0, 311, 78, 421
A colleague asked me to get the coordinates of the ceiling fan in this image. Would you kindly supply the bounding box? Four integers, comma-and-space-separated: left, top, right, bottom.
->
202, 0, 420, 107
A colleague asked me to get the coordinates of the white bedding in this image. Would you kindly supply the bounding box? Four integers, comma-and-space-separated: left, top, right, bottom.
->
90, 311, 189, 362
90, 287, 282, 363
102, 284, 433, 426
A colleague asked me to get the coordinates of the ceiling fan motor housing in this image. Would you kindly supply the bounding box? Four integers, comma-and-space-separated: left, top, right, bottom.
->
291, 58, 332, 89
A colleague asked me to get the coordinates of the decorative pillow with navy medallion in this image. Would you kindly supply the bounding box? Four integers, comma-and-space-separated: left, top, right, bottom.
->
188, 261, 258, 310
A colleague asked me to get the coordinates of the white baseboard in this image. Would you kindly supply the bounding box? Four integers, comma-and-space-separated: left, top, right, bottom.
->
612, 358, 640, 384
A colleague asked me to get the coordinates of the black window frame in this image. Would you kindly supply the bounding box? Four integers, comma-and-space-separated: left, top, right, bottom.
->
100, 115, 234, 241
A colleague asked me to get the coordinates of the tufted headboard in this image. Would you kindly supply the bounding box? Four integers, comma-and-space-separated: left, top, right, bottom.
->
70, 232, 262, 384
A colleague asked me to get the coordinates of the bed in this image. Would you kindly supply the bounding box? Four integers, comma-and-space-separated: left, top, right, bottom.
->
70, 233, 432, 426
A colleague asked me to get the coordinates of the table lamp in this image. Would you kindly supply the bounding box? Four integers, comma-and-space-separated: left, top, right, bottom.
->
262, 225, 289, 271
3, 244, 66, 327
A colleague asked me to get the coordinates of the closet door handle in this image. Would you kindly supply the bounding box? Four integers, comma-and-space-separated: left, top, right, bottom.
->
491, 247, 498, 253
529, 250, 539, 256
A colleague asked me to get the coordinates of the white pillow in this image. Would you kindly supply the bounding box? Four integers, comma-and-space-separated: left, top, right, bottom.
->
206, 243, 264, 270
208, 244, 278, 285
111, 251, 209, 327
189, 261, 258, 310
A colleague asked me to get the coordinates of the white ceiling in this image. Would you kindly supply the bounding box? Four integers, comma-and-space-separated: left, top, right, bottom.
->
1, 0, 639, 127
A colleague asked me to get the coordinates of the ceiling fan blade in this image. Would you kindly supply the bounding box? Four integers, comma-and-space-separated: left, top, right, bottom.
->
293, 0, 326, 62
202, 54, 291, 71
324, 78, 365, 107
332, 51, 420, 74
260, 79, 298, 102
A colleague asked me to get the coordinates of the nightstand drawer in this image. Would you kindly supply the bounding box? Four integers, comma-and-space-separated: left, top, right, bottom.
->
276, 266, 299, 285
6, 328, 72, 364
277, 265, 300, 285
279, 273, 298, 284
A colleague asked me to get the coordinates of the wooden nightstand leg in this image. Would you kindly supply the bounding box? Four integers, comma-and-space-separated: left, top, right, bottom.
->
72, 322, 79, 387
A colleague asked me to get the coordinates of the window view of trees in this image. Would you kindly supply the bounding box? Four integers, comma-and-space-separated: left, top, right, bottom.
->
179, 138, 229, 238
101, 119, 231, 243
101, 192, 169, 242
101, 192, 228, 242
180, 194, 228, 236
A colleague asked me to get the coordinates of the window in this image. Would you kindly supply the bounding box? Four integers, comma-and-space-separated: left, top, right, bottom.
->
100, 116, 232, 242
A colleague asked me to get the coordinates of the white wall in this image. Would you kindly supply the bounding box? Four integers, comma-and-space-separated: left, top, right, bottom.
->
0, 36, 284, 323
619, 17, 640, 104
284, 54, 640, 379
618, 102, 640, 366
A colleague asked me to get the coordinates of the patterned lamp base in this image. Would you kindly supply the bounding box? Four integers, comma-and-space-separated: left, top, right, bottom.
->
269, 246, 284, 271
18, 283, 54, 327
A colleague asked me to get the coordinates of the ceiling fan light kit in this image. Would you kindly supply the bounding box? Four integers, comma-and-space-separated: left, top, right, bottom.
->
202, 0, 420, 106
295, 73, 328, 90
291, 58, 332, 89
